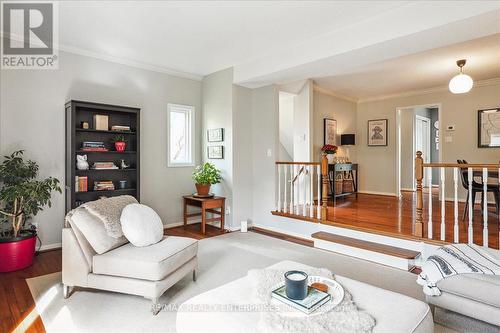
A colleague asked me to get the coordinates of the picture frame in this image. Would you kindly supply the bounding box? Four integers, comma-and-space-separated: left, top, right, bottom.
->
207, 146, 224, 159
323, 118, 337, 145
207, 128, 224, 142
367, 119, 388, 146
478, 108, 500, 148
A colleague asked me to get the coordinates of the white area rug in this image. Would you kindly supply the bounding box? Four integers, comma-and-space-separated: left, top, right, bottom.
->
27, 232, 458, 332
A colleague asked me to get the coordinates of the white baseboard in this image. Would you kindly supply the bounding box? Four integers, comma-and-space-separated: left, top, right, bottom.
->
357, 190, 397, 197
39, 242, 61, 251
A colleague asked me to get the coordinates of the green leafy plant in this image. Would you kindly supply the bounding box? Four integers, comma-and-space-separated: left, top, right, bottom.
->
192, 163, 222, 185
0, 150, 61, 238
111, 134, 128, 143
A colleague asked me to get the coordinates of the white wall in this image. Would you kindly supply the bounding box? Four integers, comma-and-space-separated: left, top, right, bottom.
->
232, 85, 254, 228
201, 68, 234, 227
294, 80, 313, 161
0, 50, 202, 248
357, 82, 500, 197
313, 89, 357, 162
278, 92, 294, 160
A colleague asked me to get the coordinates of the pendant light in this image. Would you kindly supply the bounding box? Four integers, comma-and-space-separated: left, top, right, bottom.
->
449, 59, 473, 94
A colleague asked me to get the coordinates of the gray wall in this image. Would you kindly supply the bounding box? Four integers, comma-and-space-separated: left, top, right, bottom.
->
0, 50, 202, 248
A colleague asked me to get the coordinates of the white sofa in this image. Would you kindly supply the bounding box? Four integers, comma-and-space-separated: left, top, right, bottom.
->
62, 200, 198, 315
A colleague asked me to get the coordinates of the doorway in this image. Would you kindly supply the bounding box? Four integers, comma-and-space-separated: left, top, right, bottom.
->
396, 104, 441, 196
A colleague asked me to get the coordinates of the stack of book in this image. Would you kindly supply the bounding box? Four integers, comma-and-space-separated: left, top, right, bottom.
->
94, 180, 115, 191
111, 125, 131, 132
81, 141, 108, 152
75, 176, 88, 192
93, 162, 118, 170
271, 285, 331, 314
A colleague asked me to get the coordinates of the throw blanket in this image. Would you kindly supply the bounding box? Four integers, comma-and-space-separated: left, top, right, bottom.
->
248, 268, 375, 333
417, 243, 500, 296
81, 195, 138, 238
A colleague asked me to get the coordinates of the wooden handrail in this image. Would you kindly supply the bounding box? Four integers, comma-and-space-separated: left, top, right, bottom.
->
423, 163, 500, 168
276, 161, 321, 165
291, 166, 306, 183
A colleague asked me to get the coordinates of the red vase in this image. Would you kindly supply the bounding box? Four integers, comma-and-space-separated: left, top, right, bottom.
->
0, 232, 37, 272
115, 142, 126, 152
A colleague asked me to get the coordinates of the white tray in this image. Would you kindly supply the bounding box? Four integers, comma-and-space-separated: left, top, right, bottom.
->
270, 275, 344, 317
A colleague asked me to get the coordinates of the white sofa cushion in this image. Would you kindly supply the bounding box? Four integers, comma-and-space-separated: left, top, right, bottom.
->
437, 273, 500, 308
120, 203, 164, 247
92, 236, 198, 281
70, 207, 128, 254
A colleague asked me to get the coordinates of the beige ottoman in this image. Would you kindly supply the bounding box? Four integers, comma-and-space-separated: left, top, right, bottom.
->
176, 260, 433, 332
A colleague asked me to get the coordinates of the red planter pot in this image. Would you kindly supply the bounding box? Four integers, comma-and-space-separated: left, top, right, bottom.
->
115, 141, 126, 152
0, 232, 37, 272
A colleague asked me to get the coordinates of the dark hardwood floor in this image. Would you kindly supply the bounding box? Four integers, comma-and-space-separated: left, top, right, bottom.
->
326, 190, 499, 249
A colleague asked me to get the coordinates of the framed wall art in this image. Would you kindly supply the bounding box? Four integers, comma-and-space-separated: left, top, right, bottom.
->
478, 108, 500, 148
207, 145, 224, 159
367, 119, 388, 146
207, 128, 224, 142
324, 118, 337, 145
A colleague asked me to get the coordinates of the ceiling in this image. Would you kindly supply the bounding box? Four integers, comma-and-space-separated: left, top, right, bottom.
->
314, 34, 500, 100
24, 1, 500, 93
58, 1, 407, 78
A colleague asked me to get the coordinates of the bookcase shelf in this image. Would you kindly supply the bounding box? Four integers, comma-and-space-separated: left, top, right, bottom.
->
66, 100, 140, 212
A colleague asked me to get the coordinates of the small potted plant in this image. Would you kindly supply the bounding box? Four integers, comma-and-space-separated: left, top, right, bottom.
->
321, 144, 338, 164
111, 134, 127, 152
0, 150, 61, 272
192, 163, 222, 196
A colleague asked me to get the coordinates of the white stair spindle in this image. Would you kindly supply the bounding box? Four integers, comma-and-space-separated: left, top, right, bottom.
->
295, 165, 299, 215
277, 165, 281, 212
303, 165, 307, 217
468, 167, 473, 244
289, 165, 294, 214
453, 167, 459, 243
440, 167, 446, 241
428, 167, 433, 239
309, 165, 314, 218
283, 165, 288, 213
483, 168, 488, 247
317, 165, 321, 219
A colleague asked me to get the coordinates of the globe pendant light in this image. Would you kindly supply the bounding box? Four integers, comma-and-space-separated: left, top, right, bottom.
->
449, 59, 473, 94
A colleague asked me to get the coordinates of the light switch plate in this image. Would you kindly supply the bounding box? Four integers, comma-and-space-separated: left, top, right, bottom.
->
445, 136, 453, 143
266, 149, 272, 157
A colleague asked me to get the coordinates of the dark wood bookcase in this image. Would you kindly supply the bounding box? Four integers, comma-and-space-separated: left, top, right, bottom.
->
65, 100, 140, 212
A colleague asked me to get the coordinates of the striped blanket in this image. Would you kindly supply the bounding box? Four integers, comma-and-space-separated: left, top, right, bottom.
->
417, 244, 500, 296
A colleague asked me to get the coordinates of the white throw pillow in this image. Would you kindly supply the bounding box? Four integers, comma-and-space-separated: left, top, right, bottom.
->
120, 203, 164, 247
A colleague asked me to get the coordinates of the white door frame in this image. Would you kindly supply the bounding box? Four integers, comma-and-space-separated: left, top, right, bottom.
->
414, 114, 431, 190
395, 103, 442, 197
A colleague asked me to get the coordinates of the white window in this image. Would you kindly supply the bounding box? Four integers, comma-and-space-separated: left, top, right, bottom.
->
167, 104, 194, 167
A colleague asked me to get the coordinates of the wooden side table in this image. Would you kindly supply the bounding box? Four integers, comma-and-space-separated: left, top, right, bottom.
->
183, 195, 226, 235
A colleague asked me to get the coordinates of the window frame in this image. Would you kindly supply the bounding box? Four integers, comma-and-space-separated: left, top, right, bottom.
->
167, 103, 195, 168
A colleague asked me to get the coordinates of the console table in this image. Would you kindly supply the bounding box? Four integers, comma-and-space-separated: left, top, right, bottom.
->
328, 163, 358, 204
183, 195, 225, 235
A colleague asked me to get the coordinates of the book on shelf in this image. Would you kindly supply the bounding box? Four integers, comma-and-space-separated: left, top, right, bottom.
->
75, 176, 88, 192
92, 162, 118, 170
271, 284, 331, 315
111, 125, 131, 131
94, 180, 115, 191
81, 141, 108, 152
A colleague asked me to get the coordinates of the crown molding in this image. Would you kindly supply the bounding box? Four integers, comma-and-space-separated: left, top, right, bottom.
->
0, 32, 203, 81
313, 84, 358, 103
357, 77, 500, 103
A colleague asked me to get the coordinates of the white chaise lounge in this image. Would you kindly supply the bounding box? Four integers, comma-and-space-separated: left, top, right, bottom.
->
62, 198, 198, 315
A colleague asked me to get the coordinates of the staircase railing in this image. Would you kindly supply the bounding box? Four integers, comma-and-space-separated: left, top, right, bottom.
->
415, 151, 500, 248
274, 154, 329, 220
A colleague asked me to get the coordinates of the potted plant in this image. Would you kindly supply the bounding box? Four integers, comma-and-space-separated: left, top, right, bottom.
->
321, 144, 338, 164
0, 150, 61, 272
111, 134, 127, 152
192, 163, 222, 196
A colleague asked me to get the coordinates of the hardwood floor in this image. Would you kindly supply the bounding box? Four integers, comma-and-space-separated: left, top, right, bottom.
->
326, 191, 500, 249
0, 224, 227, 333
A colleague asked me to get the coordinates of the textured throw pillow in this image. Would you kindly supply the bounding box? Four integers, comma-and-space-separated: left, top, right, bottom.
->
69, 207, 128, 254
120, 203, 164, 247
